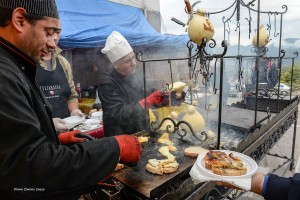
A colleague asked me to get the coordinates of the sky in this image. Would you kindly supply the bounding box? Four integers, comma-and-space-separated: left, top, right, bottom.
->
160, 0, 300, 47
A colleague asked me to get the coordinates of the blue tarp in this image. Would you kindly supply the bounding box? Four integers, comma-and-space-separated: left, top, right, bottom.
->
56, 0, 189, 49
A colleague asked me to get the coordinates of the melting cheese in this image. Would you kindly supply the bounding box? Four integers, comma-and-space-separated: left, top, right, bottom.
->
158, 133, 174, 145
159, 146, 176, 162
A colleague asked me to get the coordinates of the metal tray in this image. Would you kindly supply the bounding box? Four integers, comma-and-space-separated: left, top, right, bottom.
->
112, 131, 197, 198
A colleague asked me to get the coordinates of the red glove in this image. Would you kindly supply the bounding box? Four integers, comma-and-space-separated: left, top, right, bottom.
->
139, 91, 169, 109
114, 135, 142, 164
58, 130, 86, 145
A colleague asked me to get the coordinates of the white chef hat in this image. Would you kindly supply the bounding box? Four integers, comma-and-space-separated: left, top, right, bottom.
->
101, 31, 133, 63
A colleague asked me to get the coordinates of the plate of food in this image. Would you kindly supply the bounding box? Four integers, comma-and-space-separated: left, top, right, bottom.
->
196, 150, 257, 179
62, 116, 86, 129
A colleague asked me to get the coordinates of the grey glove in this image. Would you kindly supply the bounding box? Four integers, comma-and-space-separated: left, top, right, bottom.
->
70, 109, 84, 117
52, 118, 69, 132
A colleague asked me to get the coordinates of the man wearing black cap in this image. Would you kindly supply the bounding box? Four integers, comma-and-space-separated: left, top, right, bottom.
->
0, 1, 142, 199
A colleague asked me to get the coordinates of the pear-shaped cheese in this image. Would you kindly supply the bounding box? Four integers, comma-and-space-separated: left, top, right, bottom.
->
252, 24, 269, 47
170, 111, 178, 119
181, 105, 205, 133
149, 108, 156, 123
169, 82, 186, 93
188, 9, 215, 46
160, 111, 178, 132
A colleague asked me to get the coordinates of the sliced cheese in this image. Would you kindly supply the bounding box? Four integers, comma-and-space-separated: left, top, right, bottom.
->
146, 132, 179, 175
138, 136, 149, 143
162, 160, 179, 168
158, 132, 169, 141
158, 133, 174, 145
159, 146, 175, 162
148, 159, 161, 167
168, 145, 177, 152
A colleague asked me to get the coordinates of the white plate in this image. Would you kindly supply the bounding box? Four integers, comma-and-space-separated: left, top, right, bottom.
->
196, 150, 257, 179
62, 116, 86, 129
90, 111, 103, 120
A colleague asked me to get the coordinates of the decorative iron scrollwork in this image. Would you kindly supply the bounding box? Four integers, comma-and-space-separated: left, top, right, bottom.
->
151, 117, 208, 142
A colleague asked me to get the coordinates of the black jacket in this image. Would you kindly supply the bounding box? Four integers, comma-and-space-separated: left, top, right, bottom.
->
98, 69, 150, 136
0, 37, 120, 200
264, 173, 300, 200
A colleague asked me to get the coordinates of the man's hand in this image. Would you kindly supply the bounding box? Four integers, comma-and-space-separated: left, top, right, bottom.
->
58, 130, 86, 145
114, 135, 142, 164
250, 172, 265, 195
52, 118, 68, 132
70, 109, 84, 116
216, 172, 265, 195
139, 91, 169, 109
171, 91, 186, 106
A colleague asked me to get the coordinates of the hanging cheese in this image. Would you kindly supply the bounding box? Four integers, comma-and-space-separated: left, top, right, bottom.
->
160, 111, 179, 132
149, 108, 156, 124
252, 24, 269, 47
169, 81, 186, 93
181, 105, 205, 133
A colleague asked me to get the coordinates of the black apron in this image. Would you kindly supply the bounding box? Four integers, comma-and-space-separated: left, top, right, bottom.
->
36, 59, 71, 118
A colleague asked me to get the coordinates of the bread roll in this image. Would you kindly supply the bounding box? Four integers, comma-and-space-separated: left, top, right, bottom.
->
184, 146, 208, 157
204, 151, 248, 176
162, 165, 179, 174
146, 160, 179, 175
146, 163, 163, 175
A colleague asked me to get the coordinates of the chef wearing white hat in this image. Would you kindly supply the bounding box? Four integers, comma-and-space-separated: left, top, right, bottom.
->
98, 31, 169, 137
101, 31, 133, 63
101, 31, 137, 76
